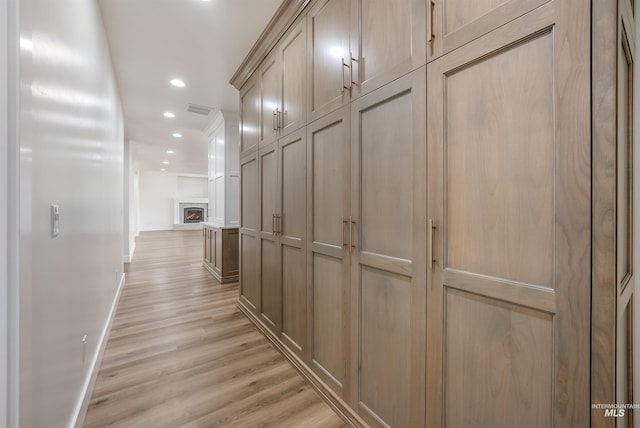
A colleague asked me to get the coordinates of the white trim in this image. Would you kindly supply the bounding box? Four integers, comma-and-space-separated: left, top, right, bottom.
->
122, 241, 135, 264
70, 273, 125, 428
0, 0, 8, 426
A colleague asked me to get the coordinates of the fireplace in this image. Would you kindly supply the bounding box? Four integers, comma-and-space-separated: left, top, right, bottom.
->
183, 207, 205, 223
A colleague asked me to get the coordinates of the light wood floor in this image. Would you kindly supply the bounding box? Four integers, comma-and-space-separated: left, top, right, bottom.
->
83, 230, 346, 428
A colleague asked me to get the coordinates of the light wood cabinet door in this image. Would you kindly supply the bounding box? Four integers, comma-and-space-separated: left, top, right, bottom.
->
240, 153, 260, 312
350, 0, 425, 99
426, 3, 590, 427
614, 1, 635, 427
350, 68, 426, 428
307, 106, 350, 397
240, 73, 260, 155
259, 143, 281, 332
280, 20, 307, 137
278, 129, 307, 356
427, 0, 548, 61
307, 0, 351, 122
260, 53, 280, 147
203, 227, 211, 264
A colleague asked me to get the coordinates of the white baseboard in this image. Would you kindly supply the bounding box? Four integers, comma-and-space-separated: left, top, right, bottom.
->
122, 241, 136, 264
70, 272, 125, 428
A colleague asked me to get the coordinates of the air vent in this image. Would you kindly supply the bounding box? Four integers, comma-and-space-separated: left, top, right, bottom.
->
187, 103, 212, 116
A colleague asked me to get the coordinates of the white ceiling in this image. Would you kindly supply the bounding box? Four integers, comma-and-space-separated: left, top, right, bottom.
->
98, 0, 283, 175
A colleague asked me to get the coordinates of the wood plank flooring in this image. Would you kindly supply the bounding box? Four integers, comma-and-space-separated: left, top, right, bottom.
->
84, 230, 346, 428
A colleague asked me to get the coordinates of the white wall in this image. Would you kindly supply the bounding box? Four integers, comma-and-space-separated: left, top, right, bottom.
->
9, 0, 125, 426
178, 175, 208, 199
123, 140, 135, 262
133, 168, 139, 237
139, 171, 178, 231
139, 171, 207, 231
0, 0, 8, 426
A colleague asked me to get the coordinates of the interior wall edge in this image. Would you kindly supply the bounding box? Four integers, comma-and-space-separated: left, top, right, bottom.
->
70, 273, 125, 428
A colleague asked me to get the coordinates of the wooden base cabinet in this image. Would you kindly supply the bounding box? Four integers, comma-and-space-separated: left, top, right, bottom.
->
233, 0, 634, 426
202, 224, 239, 283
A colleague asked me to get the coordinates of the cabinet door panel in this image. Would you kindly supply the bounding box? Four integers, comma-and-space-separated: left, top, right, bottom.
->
215, 228, 222, 269
351, 69, 426, 427
427, 4, 590, 427
241, 155, 258, 231
429, 0, 548, 61
615, 2, 635, 426
240, 154, 259, 311
259, 144, 280, 331
280, 130, 307, 355
281, 20, 307, 136
241, 234, 259, 310
307, 107, 350, 395
261, 239, 280, 329
240, 74, 260, 155
260, 54, 280, 146
352, 0, 425, 97
312, 253, 346, 388
307, 0, 351, 122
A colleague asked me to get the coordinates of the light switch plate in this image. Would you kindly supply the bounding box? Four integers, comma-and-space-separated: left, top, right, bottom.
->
51, 205, 60, 237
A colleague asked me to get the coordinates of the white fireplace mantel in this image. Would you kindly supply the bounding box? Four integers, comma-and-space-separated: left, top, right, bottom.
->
174, 198, 209, 225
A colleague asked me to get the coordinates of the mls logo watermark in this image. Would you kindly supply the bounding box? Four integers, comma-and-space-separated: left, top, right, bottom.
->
592, 403, 639, 417
604, 408, 625, 417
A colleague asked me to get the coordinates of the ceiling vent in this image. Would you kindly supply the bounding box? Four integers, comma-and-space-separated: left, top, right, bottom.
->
187, 103, 212, 116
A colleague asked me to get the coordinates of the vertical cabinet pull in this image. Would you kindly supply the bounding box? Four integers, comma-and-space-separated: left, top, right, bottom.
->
429, 219, 436, 268
342, 57, 349, 91
342, 54, 359, 91
272, 213, 276, 234
272, 110, 277, 132
342, 216, 349, 247
349, 216, 356, 251
277, 109, 282, 130
349, 54, 358, 87
427, 1, 435, 44
277, 214, 281, 235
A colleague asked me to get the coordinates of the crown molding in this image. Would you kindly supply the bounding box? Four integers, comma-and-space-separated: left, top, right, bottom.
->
229, 0, 312, 90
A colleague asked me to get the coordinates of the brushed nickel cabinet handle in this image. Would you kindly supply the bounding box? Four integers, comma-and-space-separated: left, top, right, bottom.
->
349, 216, 356, 251
342, 57, 350, 90
349, 54, 358, 87
272, 110, 277, 132
429, 219, 436, 268
428, 1, 435, 44
277, 214, 281, 235
342, 216, 348, 247
272, 213, 276, 234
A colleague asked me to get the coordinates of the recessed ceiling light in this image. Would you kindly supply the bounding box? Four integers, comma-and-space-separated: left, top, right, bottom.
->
172, 133, 182, 138
167, 150, 175, 154
170, 79, 185, 88
160, 168, 166, 172
163, 161, 169, 165
163, 112, 175, 118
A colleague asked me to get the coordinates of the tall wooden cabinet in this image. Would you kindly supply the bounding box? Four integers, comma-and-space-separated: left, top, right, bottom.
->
350, 68, 427, 428
426, 3, 590, 426
232, 0, 635, 426
258, 129, 308, 356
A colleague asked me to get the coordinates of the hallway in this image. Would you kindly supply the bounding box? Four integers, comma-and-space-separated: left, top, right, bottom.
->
83, 230, 345, 427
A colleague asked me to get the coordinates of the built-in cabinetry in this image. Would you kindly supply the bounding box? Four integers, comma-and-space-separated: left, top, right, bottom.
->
202, 111, 240, 284
203, 223, 239, 283
232, 0, 633, 426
